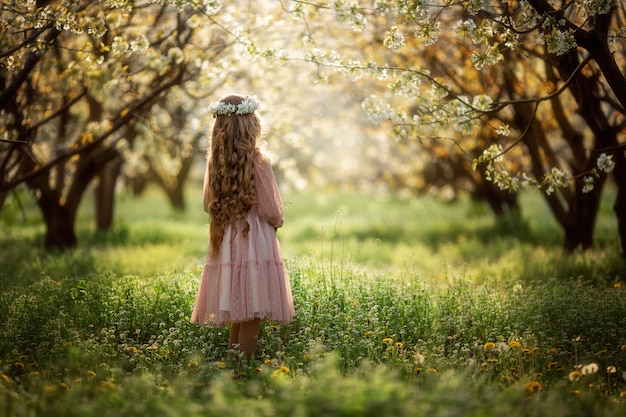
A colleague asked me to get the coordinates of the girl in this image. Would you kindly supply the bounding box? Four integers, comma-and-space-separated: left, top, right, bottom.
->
190, 94, 294, 361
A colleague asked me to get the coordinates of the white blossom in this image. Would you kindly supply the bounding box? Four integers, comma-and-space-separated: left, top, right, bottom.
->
596, 153, 615, 173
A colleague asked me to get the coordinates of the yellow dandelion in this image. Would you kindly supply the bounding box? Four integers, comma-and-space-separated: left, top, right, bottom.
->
426, 367, 437, 373
414, 367, 422, 373
87, 370, 96, 379
58, 382, 69, 391
303, 354, 313, 361
484, 342, 496, 351
524, 381, 542, 393
614, 283, 621, 288
548, 362, 558, 369
279, 365, 290, 373
547, 348, 558, 355
530, 347, 539, 354
29, 371, 40, 378
382, 337, 393, 344
569, 370, 582, 382
607, 366, 617, 374
97, 381, 116, 392
364, 331, 372, 337
620, 391, 626, 398
271, 369, 283, 378
487, 358, 499, 363
264, 359, 273, 365
395, 342, 403, 349
255, 367, 263, 373
44, 386, 56, 393
572, 389, 580, 395
217, 362, 226, 369
621, 344, 626, 352
13, 361, 24, 370
509, 341, 521, 349
187, 361, 198, 368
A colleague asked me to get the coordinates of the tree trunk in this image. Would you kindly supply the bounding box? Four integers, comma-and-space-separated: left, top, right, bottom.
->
95, 156, 123, 231
38, 195, 77, 250
166, 185, 186, 211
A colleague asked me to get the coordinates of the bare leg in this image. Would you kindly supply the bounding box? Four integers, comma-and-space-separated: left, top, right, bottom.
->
237, 319, 261, 361
228, 323, 241, 350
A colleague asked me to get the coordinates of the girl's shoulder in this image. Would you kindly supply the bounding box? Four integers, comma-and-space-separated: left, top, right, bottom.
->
254, 149, 272, 166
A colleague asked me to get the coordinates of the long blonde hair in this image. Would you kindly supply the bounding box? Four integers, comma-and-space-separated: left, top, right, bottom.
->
207, 95, 261, 257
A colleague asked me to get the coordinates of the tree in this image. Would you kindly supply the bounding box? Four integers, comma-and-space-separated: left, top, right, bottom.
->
0, 1, 244, 248
263, 0, 625, 255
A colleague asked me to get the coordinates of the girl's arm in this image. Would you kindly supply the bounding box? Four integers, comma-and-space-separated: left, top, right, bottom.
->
255, 152, 284, 229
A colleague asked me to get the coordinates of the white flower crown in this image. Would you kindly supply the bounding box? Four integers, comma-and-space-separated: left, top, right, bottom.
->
208, 96, 260, 116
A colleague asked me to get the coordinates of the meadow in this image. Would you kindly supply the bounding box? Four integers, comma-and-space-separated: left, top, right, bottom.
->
1, 186, 626, 416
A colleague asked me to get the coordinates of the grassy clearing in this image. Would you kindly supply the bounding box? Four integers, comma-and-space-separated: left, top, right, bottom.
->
1, 186, 626, 416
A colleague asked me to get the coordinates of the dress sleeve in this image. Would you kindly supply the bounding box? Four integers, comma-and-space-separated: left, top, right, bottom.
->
254, 152, 284, 229
202, 159, 211, 214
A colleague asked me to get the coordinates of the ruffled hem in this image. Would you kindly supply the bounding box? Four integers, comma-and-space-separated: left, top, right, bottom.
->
190, 212, 295, 328
190, 259, 295, 327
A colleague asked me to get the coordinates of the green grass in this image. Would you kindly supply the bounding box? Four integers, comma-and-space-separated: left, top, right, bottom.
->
1, 185, 626, 416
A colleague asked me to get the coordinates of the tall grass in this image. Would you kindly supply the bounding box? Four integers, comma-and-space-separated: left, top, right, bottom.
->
1, 185, 625, 416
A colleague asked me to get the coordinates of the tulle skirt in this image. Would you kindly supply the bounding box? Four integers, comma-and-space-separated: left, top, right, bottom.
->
190, 212, 295, 328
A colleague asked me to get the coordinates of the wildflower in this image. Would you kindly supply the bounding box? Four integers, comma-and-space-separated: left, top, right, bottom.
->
572, 389, 580, 395
264, 359, 273, 365
382, 337, 393, 344
484, 342, 496, 351
620, 391, 626, 398
622, 345, 626, 352
395, 342, 403, 349
217, 362, 226, 369
581, 363, 599, 375
87, 370, 96, 379
187, 361, 198, 368
58, 382, 69, 391
98, 381, 116, 391
524, 381, 542, 393
547, 348, 558, 355
44, 386, 56, 393
548, 362, 558, 369
614, 283, 621, 289
255, 367, 263, 373
569, 371, 582, 381
13, 361, 24, 370
0, 373, 11, 383
303, 354, 313, 361
279, 365, 290, 373
509, 341, 521, 349
607, 366, 617, 374
426, 368, 437, 373
29, 371, 40, 378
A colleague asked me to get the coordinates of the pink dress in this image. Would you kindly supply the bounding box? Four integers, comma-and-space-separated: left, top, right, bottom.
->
190, 152, 295, 327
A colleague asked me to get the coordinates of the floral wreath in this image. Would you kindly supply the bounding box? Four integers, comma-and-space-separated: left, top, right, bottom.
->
208, 96, 260, 116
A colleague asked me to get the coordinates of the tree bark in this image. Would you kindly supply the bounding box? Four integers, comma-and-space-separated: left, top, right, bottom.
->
95, 156, 123, 231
